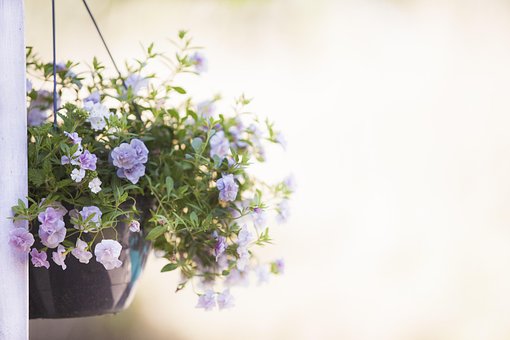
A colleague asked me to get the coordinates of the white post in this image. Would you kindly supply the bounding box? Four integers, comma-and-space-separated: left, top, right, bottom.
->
0, 1, 28, 340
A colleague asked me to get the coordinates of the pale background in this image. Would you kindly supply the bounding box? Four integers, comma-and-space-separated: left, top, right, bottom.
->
27, 0, 510, 339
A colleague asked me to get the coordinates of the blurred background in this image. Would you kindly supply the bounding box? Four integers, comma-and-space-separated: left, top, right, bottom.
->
26, 0, 510, 339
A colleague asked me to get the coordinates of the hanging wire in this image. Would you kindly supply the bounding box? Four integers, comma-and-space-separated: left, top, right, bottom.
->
52, 0, 58, 129
81, 0, 141, 120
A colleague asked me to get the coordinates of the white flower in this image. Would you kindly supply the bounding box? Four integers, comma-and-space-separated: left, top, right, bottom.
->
88, 177, 102, 194
85, 103, 111, 131
128, 220, 140, 232
70, 168, 86, 182
71, 238, 93, 264
94, 239, 123, 270
217, 289, 235, 310
52, 244, 67, 270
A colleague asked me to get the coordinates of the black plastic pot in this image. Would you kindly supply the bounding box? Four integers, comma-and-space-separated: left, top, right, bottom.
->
29, 220, 151, 319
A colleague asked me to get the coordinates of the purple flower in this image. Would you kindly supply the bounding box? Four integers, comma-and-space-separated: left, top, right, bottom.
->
117, 163, 146, 184
30, 248, 50, 269
284, 174, 296, 192
225, 269, 250, 287
236, 246, 250, 271
237, 225, 255, 247
255, 264, 271, 285
38, 207, 66, 248
111, 143, 138, 170
71, 239, 93, 264
217, 289, 235, 310
125, 74, 149, 95
274, 258, 285, 274
209, 131, 230, 160
216, 174, 238, 202
197, 100, 215, 118
189, 52, 207, 74
214, 236, 227, 262
52, 244, 67, 270
196, 290, 216, 311
94, 239, 123, 270
128, 220, 141, 232
9, 227, 34, 253
64, 131, 82, 145
130, 139, 149, 164
78, 150, 97, 171
252, 207, 267, 232
75, 206, 102, 231
276, 199, 290, 224
84, 91, 100, 104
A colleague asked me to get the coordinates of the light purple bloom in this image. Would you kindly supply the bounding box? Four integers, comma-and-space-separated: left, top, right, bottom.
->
78, 150, 97, 171
216, 174, 238, 202
125, 74, 149, 95
64, 131, 82, 145
209, 131, 230, 160
236, 246, 250, 271
38, 207, 66, 248
225, 268, 250, 287
84, 91, 100, 104
52, 244, 67, 270
197, 100, 215, 118
9, 227, 34, 253
94, 239, 123, 270
274, 258, 285, 274
276, 132, 287, 149
128, 220, 140, 232
276, 199, 290, 224
214, 236, 227, 262
27, 90, 53, 127
284, 174, 296, 192
217, 289, 235, 310
189, 52, 207, 73
196, 290, 216, 311
30, 248, 50, 269
130, 139, 149, 164
237, 225, 255, 247
71, 239, 93, 264
252, 207, 267, 232
117, 163, 146, 184
111, 143, 138, 170
255, 264, 271, 285
75, 206, 102, 231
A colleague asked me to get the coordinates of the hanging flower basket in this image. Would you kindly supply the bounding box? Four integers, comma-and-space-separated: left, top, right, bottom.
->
8, 31, 293, 318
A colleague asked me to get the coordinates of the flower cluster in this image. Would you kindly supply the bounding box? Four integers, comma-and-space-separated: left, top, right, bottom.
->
11, 33, 293, 309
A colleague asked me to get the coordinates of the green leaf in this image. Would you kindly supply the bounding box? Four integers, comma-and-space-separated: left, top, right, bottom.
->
146, 225, 167, 240
191, 137, 203, 152
165, 176, 174, 198
190, 211, 198, 227
172, 86, 186, 94
161, 263, 178, 272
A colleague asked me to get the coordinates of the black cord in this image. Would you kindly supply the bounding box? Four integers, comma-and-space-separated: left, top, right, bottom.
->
81, 0, 141, 120
52, 0, 58, 129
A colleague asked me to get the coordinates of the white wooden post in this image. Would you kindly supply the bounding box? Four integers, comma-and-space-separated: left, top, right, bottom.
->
0, 1, 28, 339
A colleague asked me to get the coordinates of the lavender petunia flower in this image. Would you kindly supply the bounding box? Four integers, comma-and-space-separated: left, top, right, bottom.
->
9, 227, 34, 253
52, 244, 67, 270
216, 174, 238, 202
38, 207, 63, 228
237, 225, 255, 248
225, 268, 250, 287
111, 143, 138, 170
78, 150, 97, 171
196, 290, 216, 311
236, 246, 250, 271
209, 131, 230, 160
125, 74, 149, 95
189, 52, 207, 74
284, 174, 297, 192
196, 100, 215, 118
64, 131, 82, 145
255, 264, 271, 285
214, 236, 227, 262
84, 91, 100, 104
276, 199, 290, 224
38, 207, 66, 249
274, 258, 285, 274
94, 239, 123, 270
130, 139, 149, 164
75, 206, 102, 231
71, 239, 93, 264
128, 220, 140, 233
30, 248, 50, 269
252, 207, 267, 232
217, 289, 235, 310
117, 163, 146, 184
